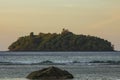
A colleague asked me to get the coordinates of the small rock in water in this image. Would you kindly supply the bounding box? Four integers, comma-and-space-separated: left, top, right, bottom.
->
26, 66, 74, 80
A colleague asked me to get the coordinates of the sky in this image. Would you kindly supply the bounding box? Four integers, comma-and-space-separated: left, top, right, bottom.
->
0, 0, 120, 51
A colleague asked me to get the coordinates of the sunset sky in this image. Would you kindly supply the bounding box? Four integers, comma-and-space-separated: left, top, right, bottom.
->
0, 0, 120, 51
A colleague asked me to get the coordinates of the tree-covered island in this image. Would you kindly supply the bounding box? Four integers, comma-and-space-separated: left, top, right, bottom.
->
8, 29, 114, 51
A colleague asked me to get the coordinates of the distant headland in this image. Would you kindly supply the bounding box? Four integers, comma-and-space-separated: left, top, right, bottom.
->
8, 29, 114, 51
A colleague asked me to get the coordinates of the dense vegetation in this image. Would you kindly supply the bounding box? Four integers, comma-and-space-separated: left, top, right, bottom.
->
8, 29, 114, 51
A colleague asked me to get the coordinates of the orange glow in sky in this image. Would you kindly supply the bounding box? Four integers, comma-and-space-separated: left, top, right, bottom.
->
0, 0, 120, 51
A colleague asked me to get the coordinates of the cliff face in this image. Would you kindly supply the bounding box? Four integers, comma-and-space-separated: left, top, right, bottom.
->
8, 29, 114, 51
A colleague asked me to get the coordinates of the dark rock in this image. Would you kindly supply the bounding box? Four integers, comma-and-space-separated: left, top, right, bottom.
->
26, 66, 74, 80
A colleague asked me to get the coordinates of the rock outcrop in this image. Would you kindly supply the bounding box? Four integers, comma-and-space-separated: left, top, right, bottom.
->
26, 66, 74, 80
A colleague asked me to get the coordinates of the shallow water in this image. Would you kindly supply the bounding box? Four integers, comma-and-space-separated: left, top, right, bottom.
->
1, 65, 120, 80
0, 52, 120, 80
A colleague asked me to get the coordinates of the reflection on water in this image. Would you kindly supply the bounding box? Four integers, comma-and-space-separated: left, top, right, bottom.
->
0, 52, 120, 80
0, 78, 120, 80
0, 64, 120, 80
29, 79, 73, 80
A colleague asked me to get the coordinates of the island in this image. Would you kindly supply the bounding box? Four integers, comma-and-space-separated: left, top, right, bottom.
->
8, 29, 114, 51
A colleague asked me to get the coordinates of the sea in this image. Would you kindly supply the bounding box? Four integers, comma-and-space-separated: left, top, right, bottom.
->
0, 51, 120, 80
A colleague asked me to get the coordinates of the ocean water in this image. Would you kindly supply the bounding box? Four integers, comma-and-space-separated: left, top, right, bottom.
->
0, 51, 120, 80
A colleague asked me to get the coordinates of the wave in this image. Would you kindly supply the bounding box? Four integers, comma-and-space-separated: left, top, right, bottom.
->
89, 60, 120, 64
1, 60, 120, 65
0, 60, 66, 65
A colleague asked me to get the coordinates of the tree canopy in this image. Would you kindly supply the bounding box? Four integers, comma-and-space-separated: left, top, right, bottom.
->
8, 29, 114, 51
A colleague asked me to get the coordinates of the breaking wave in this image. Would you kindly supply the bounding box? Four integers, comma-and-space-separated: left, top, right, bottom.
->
0, 60, 120, 65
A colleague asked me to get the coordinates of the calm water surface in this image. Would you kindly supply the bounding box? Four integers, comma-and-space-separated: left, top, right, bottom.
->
0, 52, 120, 80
